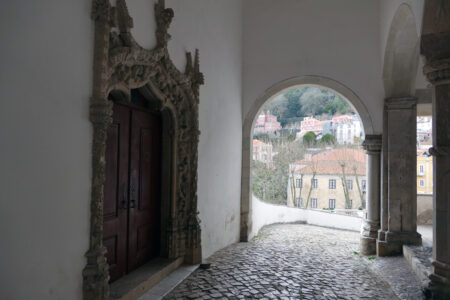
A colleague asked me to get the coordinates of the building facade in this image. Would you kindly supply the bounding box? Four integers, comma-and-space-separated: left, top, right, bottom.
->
287, 148, 366, 210
254, 111, 282, 134
417, 151, 433, 194
252, 139, 273, 165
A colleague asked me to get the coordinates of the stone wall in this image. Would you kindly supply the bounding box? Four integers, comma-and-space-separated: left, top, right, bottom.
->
417, 194, 433, 225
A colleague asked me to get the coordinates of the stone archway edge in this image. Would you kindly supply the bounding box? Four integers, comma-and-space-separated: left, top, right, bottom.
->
241, 75, 375, 242
84, 1, 204, 299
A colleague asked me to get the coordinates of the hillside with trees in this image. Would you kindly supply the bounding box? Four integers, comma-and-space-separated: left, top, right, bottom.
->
264, 87, 353, 126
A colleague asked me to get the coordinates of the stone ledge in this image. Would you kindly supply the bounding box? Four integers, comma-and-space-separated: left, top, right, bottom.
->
403, 245, 432, 287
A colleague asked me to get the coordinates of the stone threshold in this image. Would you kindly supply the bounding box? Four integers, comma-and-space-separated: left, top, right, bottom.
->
137, 264, 199, 299
403, 244, 432, 287
109, 257, 184, 300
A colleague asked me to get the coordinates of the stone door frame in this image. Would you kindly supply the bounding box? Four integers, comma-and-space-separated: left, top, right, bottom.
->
240, 75, 375, 242
83, 1, 204, 299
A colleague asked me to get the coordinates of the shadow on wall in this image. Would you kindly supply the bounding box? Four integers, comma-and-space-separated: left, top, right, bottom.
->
250, 195, 362, 240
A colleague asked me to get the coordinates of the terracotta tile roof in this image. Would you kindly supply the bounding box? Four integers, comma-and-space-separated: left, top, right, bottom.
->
253, 139, 270, 147
293, 148, 366, 176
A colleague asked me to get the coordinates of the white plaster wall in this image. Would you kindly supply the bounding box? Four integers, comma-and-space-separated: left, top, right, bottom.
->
306, 210, 362, 232
243, 0, 384, 133
0, 0, 242, 298
0, 1, 93, 299
251, 196, 362, 240
250, 196, 307, 239
379, 0, 427, 90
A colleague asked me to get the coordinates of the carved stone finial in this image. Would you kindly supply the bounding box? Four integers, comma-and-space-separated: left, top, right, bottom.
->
185, 52, 193, 75
155, 0, 174, 47
112, 0, 134, 33
91, 0, 111, 22
193, 49, 205, 86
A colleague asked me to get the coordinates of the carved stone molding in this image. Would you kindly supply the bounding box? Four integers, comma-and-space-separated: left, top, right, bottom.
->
83, 1, 204, 299
384, 97, 417, 110
423, 59, 450, 84
362, 134, 382, 154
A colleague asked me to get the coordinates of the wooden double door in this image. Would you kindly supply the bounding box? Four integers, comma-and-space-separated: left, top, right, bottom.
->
103, 102, 162, 282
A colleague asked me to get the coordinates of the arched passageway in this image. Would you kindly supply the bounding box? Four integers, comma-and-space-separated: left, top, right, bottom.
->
240, 76, 377, 242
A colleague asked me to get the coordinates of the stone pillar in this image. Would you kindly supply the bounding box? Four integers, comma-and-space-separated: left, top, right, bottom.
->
378, 109, 389, 245
361, 135, 382, 255
377, 97, 422, 256
420, 2, 450, 297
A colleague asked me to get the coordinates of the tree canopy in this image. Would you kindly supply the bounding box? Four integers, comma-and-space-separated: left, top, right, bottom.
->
262, 87, 354, 127
303, 131, 317, 145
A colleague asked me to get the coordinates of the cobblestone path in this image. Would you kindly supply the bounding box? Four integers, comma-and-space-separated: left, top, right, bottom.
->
165, 224, 399, 299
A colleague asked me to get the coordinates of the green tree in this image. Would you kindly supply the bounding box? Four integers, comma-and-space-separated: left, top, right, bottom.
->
303, 131, 317, 145
321, 134, 336, 145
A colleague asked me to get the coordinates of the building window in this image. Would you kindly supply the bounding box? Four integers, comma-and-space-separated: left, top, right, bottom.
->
296, 178, 302, 188
312, 178, 318, 189
419, 165, 424, 175
299, 198, 304, 208
329, 179, 336, 189
345, 199, 353, 209
310, 198, 318, 208
419, 179, 425, 187
329, 199, 336, 209
295, 197, 301, 207
362, 180, 366, 191
346, 180, 353, 190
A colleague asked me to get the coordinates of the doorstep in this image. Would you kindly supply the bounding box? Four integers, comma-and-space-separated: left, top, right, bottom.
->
109, 257, 184, 300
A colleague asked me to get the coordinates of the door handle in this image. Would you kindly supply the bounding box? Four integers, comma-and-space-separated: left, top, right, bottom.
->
121, 184, 128, 209
130, 183, 136, 208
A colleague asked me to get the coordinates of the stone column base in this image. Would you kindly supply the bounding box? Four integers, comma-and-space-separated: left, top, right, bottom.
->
423, 259, 450, 299
360, 220, 379, 255
376, 231, 422, 256
361, 236, 377, 255
424, 281, 450, 300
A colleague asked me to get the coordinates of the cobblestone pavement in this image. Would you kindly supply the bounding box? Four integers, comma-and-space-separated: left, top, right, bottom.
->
366, 255, 425, 300
165, 224, 400, 299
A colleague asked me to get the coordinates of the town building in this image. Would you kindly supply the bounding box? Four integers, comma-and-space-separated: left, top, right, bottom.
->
417, 150, 433, 194
298, 117, 323, 136
254, 111, 282, 134
252, 139, 273, 165
287, 148, 366, 210
333, 115, 364, 144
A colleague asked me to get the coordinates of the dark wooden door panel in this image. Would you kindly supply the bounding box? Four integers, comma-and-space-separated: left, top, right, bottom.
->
128, 109, 161, 272
103, 103, 130, 282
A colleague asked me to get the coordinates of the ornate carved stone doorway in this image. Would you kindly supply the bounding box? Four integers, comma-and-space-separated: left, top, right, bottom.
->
83, 1, 204, 298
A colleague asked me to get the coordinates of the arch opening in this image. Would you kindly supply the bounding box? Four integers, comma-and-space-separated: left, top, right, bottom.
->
241, 76, 374, 241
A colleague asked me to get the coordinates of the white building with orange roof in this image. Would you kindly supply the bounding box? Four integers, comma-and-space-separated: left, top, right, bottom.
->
252, 139, 273, 165
287, 148, 366, 210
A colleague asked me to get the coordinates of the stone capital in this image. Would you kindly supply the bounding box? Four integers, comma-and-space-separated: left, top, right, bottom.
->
423, 59, 450, 84
362, 134, 382, 153
384, 97, 417, 110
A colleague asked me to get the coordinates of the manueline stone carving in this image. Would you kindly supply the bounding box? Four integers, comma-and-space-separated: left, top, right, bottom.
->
83, 1, 203, 299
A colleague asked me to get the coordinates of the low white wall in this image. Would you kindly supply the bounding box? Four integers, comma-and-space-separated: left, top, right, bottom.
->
250, 196, 307, 239
306, 209, 362, 232
250, 196, 362, 239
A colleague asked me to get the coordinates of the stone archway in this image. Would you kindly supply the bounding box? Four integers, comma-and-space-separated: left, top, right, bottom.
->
377, 3, 422, 257
83, 1, 204, 299
240, 75, 375, 242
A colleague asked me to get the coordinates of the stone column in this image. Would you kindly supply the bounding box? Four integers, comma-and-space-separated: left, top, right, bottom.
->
377, 97, 422, 256
361, 135, 382, 255
421, 1, 450, 297
378, 110, 389, 244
